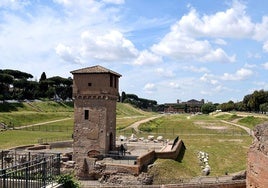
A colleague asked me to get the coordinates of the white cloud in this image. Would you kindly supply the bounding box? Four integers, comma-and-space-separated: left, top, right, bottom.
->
200, 73, 218, 85
214, 39, 227, 45
177, 1, 254, 38
221, 68, 253, 81
262, 62, 268, 70
151, 26, 235, 63
143, 83, 157, 93
133, 50, 162, 65
247, 52, 261, 59
182, 65, 209, 73
244, 63, 257, 68
262, 41, 268, 52
0, 0, 29, 10
253, 16, 268, 41
80, 30, 138, 61
102, 0, 125, 4
169, 82, 180, 89
199, 48, 236, 63
155, 68, 174, 77
55, 44, 80, 64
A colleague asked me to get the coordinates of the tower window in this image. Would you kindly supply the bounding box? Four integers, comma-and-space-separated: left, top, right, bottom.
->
88, 83, 92, 86
114, 77, 117, 88
84, 110, 89, 120
110, 74, 113, 87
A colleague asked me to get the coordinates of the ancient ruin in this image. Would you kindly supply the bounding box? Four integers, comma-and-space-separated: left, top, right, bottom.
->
71, 65, 121, 179
247, 122, 268, 187
70, 65, 186, 181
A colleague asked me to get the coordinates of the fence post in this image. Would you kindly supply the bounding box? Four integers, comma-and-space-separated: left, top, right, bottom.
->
56, 153, 61, 175
25, 162, 29, 188
42, 158, 47, 187
1, 151, 3, 169
2, 169, 6, 188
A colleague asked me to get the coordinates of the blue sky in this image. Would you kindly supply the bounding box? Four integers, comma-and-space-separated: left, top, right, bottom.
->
1, 0, 268, 104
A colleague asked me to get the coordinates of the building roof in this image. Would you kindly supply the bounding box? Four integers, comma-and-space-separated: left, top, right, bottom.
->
70, 65, 121, 77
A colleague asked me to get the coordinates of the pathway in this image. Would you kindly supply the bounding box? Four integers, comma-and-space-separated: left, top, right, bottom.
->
15, 118, 72, 130
122, 115, 163, 132
220, 120, 253, 136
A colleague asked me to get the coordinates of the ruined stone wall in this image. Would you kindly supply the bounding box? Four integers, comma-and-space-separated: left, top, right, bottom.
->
247, 122, 268, 188
155, 139, 185, 160
137, 150, 156, 171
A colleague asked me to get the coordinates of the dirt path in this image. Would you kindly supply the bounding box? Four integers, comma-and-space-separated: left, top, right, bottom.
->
15, 118, 72, 130
220, 120, 253, 136
122, 115, 163, 132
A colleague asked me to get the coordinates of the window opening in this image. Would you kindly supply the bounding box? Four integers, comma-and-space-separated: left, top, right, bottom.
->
84, 110, 89, 120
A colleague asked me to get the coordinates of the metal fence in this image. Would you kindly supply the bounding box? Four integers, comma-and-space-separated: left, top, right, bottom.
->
0, 151, 60, 188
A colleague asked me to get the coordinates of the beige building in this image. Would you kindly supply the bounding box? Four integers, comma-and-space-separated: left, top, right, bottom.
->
164, 99, 205, 113
71, 65, 121, 179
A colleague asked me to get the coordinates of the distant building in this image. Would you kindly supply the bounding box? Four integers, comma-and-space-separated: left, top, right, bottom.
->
164, 99, 205, 113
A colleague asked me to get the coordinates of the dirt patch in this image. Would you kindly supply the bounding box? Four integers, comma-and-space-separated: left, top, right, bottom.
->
194, 121, 228, 130
202, 126, 228, 130
218, 139, 243, 142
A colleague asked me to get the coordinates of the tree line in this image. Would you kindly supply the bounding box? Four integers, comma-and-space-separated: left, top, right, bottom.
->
0, 69, 72, 101
218, 90, 268, 113
1, 69, 267, 114
120, 92, 158, 111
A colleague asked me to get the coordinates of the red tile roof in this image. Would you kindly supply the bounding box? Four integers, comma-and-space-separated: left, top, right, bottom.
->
71, 65, 121, 77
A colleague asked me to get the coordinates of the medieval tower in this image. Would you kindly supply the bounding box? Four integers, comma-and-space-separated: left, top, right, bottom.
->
71, 65, 121, 179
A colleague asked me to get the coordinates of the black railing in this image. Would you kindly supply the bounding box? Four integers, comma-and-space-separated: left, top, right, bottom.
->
0, 151, 60, 188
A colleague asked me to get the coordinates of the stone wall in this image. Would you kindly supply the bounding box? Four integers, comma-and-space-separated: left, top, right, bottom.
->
155, 139, 185, 161
136, 139, 185, 173
247, 122, 268, 188
137, 150, 155, 172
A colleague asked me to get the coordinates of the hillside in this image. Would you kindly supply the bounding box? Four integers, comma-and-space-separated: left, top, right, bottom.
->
0, 101, 152, 128
0, 101, 149, 115
116, 102, 153, 117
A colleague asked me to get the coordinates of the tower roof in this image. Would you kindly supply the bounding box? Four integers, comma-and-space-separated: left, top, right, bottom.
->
71, 65, 121, 77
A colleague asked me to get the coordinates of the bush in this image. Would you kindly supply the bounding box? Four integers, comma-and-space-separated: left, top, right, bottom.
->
57, 174, 80, 188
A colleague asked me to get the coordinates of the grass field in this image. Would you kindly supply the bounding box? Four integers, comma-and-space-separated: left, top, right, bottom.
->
136, 114, 253, 182
0, 101, 266, 180
0, 101, 153, 149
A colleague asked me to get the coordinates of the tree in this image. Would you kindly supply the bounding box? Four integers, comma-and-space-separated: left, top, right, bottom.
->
46, 76, 73, 100
260, 103, 268, 114
1, 69, 33, 79
0, 73, 14, 100
121, 91, 126, 102
39, 72, 47, 82
201, 102, 216, 114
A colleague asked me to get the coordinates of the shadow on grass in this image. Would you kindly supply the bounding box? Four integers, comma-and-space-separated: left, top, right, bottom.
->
177, 141, 186, 163
0, 102, 24, 112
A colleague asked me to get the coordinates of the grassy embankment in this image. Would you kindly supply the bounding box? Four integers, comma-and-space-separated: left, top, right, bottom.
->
0, 101, 151, 149
1, 101, 267, 181
140, 112, 268, 184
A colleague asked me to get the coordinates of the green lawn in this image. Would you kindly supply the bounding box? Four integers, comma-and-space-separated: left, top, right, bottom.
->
137, 114, 252, 182
0, 111, 73, 127
0, 130, 72, 149
0, 102, 258, 180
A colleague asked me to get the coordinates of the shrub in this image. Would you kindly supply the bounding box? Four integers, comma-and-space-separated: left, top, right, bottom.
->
57, 174, 80, 188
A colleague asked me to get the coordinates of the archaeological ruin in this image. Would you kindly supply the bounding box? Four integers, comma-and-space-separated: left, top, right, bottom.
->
247, 122, 268, 187
71, 65, 121, 179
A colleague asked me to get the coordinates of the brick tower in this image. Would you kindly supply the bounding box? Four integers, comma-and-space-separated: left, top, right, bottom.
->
71, 65, 121, 179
